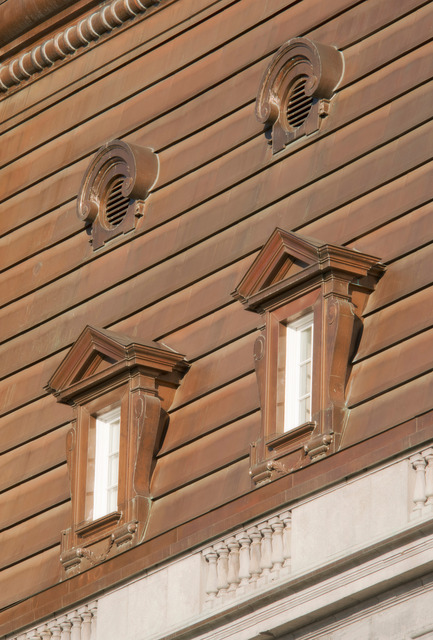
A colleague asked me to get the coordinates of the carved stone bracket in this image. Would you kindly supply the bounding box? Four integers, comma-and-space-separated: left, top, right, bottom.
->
77, 139, 159, 249
0, 0, 159, 93
256, 37, 344, 153
304, 432, 333, 461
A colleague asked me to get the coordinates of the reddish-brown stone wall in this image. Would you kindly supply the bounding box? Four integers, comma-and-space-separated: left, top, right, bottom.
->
1, 0, 432, 632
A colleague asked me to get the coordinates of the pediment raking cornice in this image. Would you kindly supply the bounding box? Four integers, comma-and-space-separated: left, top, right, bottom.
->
46, 325, 189, 403
232, 228, 385, 311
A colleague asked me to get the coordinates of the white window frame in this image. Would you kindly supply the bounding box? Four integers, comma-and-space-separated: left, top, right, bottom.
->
93, 406, 121, 520
284, 313, 314, 432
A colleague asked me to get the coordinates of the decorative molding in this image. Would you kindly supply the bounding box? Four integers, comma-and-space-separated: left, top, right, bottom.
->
47, 325, 189, 574
0, 0, 158, 93
232, 228, 385, 485
232, 229, 384, 310
77, 139, 159, 249
256, 37, 344, 153
46, 325, 187, 404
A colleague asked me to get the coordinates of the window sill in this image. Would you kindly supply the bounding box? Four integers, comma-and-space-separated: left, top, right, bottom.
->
267, 422, 316, 457
76, 511, 122, 539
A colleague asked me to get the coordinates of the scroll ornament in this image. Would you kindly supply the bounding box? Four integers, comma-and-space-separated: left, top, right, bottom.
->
77, 139, 159, 249
256, 37, 344, 153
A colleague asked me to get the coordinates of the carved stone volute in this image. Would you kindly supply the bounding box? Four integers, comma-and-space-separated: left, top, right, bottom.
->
77, 140, 159, 249
256, 38, 344, 153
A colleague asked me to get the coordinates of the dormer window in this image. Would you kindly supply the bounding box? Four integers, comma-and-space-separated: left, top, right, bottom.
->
46, 326, 189, 574
232, 228, 385, 486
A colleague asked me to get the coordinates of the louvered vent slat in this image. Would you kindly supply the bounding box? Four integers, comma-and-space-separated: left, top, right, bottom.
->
286, 77, 313, 129
105, 178, 130, 228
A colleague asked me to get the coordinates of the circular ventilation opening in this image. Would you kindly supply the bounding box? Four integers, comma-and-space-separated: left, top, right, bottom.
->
286, 78, 314, 129
104, 178, 130, 228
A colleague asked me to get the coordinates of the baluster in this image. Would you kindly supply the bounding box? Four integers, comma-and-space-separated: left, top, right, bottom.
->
202, 547, 219, 604
59, 617, 72, 640
226, 537, 240, 593
27, 631, 41, 640
280, 511, 292, 575
88, 604, 97, 640
236, 530, 251, 594
79, 609, 92, 640
39, 626, 52, 640
269, 516, 284, 578
215, 542, 229, 597
257, 523, 273, 585
49, 624, 61, 640
423, 448, 433, 511
410, 453, 427, 518
70, 614, 81, 640
247, 527, 262, 586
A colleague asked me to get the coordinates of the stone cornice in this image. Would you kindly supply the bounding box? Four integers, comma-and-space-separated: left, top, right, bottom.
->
0, 0, 79, 48
0, 0, 158, 93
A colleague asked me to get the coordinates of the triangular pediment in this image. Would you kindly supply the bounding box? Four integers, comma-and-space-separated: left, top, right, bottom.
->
232, 228, 384, 310
233, 229, 326, 301
46, 325, 188, 403
47, 326, 133, 394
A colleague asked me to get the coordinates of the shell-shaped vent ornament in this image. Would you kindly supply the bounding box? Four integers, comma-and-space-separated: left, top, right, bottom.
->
256, 38, 344, 153
77, 140, 159, 249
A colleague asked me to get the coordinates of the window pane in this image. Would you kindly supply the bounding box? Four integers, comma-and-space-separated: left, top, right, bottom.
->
93, 407, 121, 519
109, 419, 120, 453
299, 361, 311, 397
108, 454, 119, 487
107, 487, 118, 514
299, 397, 311, 424
300, 325, 312, 362
284, 314, 313, 432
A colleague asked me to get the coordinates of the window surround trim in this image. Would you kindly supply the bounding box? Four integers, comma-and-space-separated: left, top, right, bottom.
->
232, 228, 385, 486
71, 383, 128, 537
46, 325, 189, 574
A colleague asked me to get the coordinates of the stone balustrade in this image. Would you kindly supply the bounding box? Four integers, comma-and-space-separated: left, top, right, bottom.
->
410, 448, 433, 519
202, 510, 291, 607
9, 603, 97, 640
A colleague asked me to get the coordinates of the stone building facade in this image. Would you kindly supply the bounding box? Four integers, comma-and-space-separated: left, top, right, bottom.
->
1, 1, 433, 639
